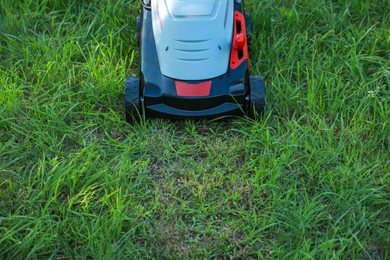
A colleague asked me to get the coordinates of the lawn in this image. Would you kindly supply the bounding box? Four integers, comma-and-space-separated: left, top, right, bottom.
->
0, 0, 389, 258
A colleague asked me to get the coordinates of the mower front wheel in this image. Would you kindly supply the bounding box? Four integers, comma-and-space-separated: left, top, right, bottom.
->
125, 77, 142, 123
247, 75, 265, 118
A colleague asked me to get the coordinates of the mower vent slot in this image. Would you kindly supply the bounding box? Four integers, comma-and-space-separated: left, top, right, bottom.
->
236, 18, 243, 59
236, 20, 242, 34
177, 58, 210, 62
175, 39, 211, 43
176, 48, 209, 53
237, 49, 244, 59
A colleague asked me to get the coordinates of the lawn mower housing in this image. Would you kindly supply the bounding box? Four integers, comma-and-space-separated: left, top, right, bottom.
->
125, 0, 265, 121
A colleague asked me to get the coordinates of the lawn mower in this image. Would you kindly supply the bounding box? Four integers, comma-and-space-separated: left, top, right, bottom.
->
125, 0, 265, 121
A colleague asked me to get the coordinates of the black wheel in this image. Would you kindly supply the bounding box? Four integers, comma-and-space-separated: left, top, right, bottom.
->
247, 75, 265, 118
125, 77, 142, 123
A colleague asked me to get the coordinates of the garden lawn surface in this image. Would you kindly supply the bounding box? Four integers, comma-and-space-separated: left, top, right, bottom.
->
0, 0, 389, 258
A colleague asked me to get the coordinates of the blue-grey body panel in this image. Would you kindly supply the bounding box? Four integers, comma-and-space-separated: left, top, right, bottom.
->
151, 0, 234, 80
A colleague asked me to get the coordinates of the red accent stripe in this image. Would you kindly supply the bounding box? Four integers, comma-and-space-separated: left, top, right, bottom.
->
175, 81, 212, 97
230, 11, 250, 70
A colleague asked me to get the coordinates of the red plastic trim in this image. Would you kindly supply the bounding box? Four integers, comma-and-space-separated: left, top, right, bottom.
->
175, 81, 212, 97
230, 11, 249, 70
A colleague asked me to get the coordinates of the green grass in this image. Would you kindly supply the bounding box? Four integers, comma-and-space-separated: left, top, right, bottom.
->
0, 0, 389, 258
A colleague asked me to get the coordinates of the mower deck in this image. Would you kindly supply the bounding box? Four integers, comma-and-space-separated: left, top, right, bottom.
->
125, 0, 265, 121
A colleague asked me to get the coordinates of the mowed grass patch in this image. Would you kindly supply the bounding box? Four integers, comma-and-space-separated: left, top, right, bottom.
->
0, 0, 389, 258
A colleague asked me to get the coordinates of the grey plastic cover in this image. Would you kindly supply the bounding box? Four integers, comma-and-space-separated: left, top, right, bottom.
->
151, 0, 234, 81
